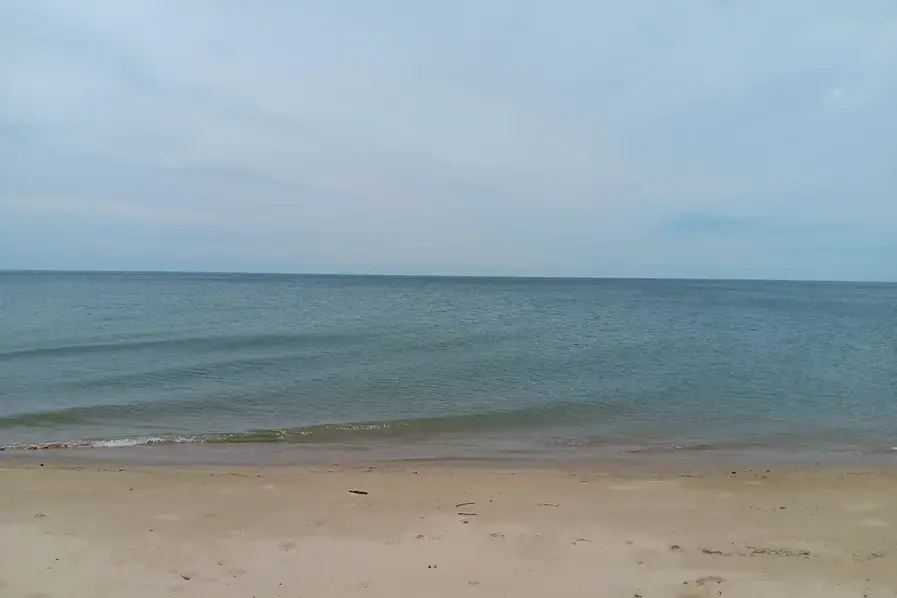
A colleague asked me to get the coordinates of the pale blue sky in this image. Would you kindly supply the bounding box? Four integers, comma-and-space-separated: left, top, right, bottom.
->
1, 1, 895, 280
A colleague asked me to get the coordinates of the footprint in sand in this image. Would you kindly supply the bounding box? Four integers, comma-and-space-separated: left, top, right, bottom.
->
677, 576, 725, 598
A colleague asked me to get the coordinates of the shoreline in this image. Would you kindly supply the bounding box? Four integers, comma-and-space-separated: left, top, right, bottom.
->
3, 438, 896, 470
4, 453, 897, 477
2, 460, 895, 597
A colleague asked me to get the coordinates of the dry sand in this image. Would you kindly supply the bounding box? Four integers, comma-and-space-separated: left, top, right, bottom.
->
1, 460, 895, 597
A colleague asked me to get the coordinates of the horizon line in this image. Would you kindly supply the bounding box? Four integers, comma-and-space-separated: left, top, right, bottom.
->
1, 268, 894, 286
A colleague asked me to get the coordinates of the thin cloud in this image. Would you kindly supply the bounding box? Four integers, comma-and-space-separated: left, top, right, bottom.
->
1, 1, 895, 280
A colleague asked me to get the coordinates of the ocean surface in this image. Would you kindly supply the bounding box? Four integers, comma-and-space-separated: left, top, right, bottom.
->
1, 271, 896, 463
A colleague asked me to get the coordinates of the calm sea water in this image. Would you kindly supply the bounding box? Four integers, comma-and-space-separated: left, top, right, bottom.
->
1, 272, 895, 462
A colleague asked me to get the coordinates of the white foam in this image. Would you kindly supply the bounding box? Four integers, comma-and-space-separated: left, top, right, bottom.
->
89, 437, 151, 448
88, 436, 197, 448
0, 436, 203, 451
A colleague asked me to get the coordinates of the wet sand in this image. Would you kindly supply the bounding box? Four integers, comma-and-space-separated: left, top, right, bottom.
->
1, 461, 895, 597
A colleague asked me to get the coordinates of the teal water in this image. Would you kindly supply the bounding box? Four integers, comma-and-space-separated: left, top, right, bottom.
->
1, 272, 896, 461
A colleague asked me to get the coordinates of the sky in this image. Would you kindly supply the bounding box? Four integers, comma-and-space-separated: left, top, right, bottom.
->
1, 1, 896, 281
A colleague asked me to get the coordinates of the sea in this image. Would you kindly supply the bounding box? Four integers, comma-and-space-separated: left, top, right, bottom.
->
1, 271, 895, 465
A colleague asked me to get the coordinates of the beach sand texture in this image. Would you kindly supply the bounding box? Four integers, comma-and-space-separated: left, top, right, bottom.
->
1, 462, 895, 597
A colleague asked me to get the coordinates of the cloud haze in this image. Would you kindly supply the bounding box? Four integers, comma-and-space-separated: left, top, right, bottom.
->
1, 1, 895, 280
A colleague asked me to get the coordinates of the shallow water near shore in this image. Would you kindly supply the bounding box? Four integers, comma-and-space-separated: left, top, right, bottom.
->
2, 271, 896, 463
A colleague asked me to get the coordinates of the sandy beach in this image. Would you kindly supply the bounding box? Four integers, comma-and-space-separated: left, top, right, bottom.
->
1, 460, 895, 597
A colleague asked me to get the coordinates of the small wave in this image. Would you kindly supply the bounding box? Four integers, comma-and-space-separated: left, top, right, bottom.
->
0, 435, 202, 451
0, 402, 621, 451
1, 398, 620, 437
0, 394, 253, 429
208, 405, 614, 444
861, 446, 897, 455
0, 331, 375, 361
561, 436, 814, 454
87, 436, 198, 448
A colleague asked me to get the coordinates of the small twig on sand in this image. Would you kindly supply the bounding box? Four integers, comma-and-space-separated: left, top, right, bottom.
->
349, 489, 369, 495
458, 512, 478, 516
539, 502, 559, 507
455, 501, 475, 508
